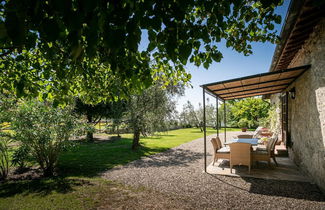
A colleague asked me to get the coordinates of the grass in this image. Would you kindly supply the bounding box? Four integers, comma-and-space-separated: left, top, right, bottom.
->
0, 178, 148, 210
0, 127, 242, 210
58, 127, 224, 177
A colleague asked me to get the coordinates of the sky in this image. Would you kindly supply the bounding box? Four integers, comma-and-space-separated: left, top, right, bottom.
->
174, 1, 291, 111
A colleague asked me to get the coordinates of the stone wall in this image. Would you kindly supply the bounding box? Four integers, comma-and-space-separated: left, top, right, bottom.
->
272, 18, 325, 191
269, 93, 282, 139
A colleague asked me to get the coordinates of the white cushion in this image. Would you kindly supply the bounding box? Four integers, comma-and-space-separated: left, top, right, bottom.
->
217, 147, 230, 153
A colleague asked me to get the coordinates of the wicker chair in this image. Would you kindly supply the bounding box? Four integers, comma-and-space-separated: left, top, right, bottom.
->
237, 127, 265, 139
237, 134, 254, 139
229, 142, 252, 174
211, 137, 230, 166
253, 136, 278, 166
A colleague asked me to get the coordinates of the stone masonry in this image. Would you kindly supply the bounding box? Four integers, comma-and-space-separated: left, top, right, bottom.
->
272, 18, 325, 191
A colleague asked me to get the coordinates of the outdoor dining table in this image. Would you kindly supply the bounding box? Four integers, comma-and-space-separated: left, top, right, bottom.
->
224, 138, 259, 146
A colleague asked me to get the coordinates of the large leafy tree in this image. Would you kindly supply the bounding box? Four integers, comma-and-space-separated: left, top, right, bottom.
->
0, 0, 282, 102
228, 98, 270, 128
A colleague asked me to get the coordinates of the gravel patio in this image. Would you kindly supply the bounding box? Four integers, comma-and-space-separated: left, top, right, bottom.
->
102, 131, 325, 209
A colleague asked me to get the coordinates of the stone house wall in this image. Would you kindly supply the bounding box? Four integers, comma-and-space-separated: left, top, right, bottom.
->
271, 19, 325, 191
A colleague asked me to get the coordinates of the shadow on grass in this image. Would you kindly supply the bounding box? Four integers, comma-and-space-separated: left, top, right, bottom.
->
59, 136, 205, 177
0, 178, 92, 198
58, 137, 187, 178
207, 174, 325, 201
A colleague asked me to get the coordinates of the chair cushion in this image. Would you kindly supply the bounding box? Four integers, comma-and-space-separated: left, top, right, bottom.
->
253, 150, 268, 155
256, 146, 267, 151
217, 147, 230, 153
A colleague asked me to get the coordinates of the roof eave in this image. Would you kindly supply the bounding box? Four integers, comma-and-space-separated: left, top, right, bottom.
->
269, 0, 305, 72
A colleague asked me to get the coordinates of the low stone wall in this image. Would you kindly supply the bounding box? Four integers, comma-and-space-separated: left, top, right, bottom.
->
272, 19, 325, 191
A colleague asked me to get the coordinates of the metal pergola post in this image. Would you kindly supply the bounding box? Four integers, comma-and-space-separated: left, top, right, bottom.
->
224, 101, 226, 143
203, 88, 207, 173
216, 98, 219, 137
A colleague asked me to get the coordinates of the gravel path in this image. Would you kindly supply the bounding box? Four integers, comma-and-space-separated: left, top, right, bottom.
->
102, 131, 325, 209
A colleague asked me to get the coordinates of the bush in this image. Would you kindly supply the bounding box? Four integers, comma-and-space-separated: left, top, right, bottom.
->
12, 145, 32, 170
12, 100, 81, 177
258, 117, 269, 128
237, 118, 249, 128
0, 94, 16, 179
0, 135, 11, 180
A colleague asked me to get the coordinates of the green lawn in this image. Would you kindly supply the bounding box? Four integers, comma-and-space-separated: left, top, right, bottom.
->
58, 127, 225, 177
0, 128, 242, 210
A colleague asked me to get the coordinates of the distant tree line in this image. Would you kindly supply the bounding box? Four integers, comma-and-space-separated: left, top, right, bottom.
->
178, 97, 270, 129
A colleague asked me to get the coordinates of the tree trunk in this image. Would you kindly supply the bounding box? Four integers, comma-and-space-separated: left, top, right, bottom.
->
43, 164, 54, 177
87, 114, 94, 142
86, 131, 94, 142
116, 124, 120, 137
132, 129, 140, 150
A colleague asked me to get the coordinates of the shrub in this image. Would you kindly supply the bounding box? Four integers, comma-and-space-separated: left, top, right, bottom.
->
258, 117, 269, 128
12, 100, 81, 177
0, 94, 16, 179
0, 134, 11, 180
12, 145, 32, 170
237, 118, 249, 128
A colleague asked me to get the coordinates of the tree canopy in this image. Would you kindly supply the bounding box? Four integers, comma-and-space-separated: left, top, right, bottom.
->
225, 98, 270, 128
127, 82, 182, 149
0, 0, 282, 103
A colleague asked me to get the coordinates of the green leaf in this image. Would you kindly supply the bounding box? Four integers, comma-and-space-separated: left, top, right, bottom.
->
179, 43, 192, 65
203, 61, 210, 69
147, 42, 155, 51
275, 15, 282, 24
211, 51, 223, 62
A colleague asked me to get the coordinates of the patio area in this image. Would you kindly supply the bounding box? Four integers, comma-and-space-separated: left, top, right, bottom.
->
199, 65, 316, 184
206, 131, 310, 183
207, 156, 309, 182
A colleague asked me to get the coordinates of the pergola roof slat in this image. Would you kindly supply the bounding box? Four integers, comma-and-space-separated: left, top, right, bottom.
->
201, 65, 310, 100
219, 84, 288, 97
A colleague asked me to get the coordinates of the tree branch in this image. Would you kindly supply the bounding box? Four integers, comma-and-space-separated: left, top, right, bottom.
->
93, 116, 102, 125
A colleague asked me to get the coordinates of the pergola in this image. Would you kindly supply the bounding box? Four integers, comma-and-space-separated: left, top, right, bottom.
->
200, 64, 310, 172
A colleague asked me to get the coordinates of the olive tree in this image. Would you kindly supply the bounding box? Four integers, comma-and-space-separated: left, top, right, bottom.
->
179, 101, 201, 129
127, 83, 182, 149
